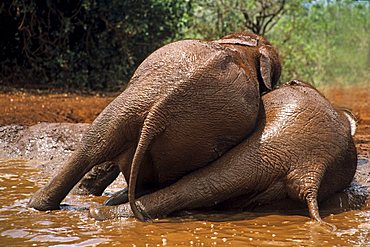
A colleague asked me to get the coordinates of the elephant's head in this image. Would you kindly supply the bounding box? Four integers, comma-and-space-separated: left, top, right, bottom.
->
215, 32, 281, 93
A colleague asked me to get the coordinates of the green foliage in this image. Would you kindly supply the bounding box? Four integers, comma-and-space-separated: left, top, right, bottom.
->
0, 0, 368, 90
0, 0, 191, 90
269, 0, 370, 86
182, 1, 245, 39
183, 0, 369, 86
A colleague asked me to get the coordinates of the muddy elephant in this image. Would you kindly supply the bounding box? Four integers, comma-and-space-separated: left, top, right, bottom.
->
90, 80, 357, 223
29, 32, 281, 221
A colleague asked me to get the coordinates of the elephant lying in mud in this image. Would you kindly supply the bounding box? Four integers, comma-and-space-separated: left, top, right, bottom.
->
90, 80, 357, 223
29, 32, 281, 221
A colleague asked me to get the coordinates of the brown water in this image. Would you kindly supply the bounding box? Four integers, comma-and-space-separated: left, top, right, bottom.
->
0, 159, 369, 246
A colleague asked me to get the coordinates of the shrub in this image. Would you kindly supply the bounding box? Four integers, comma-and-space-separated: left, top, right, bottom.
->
0, 0, 191, 90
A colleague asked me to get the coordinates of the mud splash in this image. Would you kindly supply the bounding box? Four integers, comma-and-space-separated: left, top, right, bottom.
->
0, 123, 89, 179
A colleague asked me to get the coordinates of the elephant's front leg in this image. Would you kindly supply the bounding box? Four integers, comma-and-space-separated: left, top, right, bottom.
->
90, 152, 260, 220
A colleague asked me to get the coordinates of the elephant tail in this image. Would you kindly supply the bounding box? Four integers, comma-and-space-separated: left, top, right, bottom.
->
128, 103, 166, 221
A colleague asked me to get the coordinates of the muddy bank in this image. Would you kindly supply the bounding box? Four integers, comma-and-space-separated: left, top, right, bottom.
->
0, 123, 89, 175
0, 91, 114, 126
0, 86, 369, 126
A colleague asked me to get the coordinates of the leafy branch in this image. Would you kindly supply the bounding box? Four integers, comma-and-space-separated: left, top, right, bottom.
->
241, 0, 286, 35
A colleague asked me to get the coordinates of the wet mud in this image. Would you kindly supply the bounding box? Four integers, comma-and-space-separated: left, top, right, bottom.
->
0, 123, 89, 175
0, 91, 114, 126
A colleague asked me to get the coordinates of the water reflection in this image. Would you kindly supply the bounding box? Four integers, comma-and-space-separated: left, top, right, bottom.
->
0, 159, 369, 246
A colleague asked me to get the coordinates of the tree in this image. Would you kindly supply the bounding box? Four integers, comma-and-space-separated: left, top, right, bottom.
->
0, 0, 191, 90
269, 0, 370, 86
242, 0, 286, 35
183, 0, 289, 38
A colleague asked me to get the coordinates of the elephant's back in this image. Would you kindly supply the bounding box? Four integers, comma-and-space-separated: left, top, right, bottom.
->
91, 40, 238, 131
262, 81, 348, 141
128, 40, 229, 90
261, 81, 356, 184
115, 40, 246, 114
141, 41, 260, 184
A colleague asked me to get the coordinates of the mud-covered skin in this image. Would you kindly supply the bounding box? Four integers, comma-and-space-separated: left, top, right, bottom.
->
92, 81, 357, 222
29, 32, 281, 221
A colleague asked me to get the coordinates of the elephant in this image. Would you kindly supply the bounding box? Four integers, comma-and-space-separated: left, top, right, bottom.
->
29, 32, 282, 221
89, 80, 357, 224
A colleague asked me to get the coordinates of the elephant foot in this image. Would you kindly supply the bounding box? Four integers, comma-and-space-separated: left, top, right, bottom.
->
104, 188, 129, 206
89, 203, 134, 220
29, 190, 60, 211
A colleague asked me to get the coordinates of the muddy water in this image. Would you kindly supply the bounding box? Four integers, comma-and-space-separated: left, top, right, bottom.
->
0, 159, 369, 246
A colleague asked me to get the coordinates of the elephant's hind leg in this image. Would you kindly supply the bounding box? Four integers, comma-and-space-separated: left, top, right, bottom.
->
29, 117, 136, 211
104, 188, 128, 206
104, 186, 159, 206
216, 180, 288, 211
73, 161, 120, 196
91, 152, 262, 220
29, 149, 99, 211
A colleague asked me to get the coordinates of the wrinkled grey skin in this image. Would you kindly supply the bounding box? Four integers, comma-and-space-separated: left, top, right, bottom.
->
90, 81, 357, 223
29, 32, 281, 221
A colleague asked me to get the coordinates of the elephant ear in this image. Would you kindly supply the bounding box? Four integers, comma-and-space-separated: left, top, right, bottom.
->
259, 45, 281, 91
341, 108, 358, 136
215, 37, 258, 47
